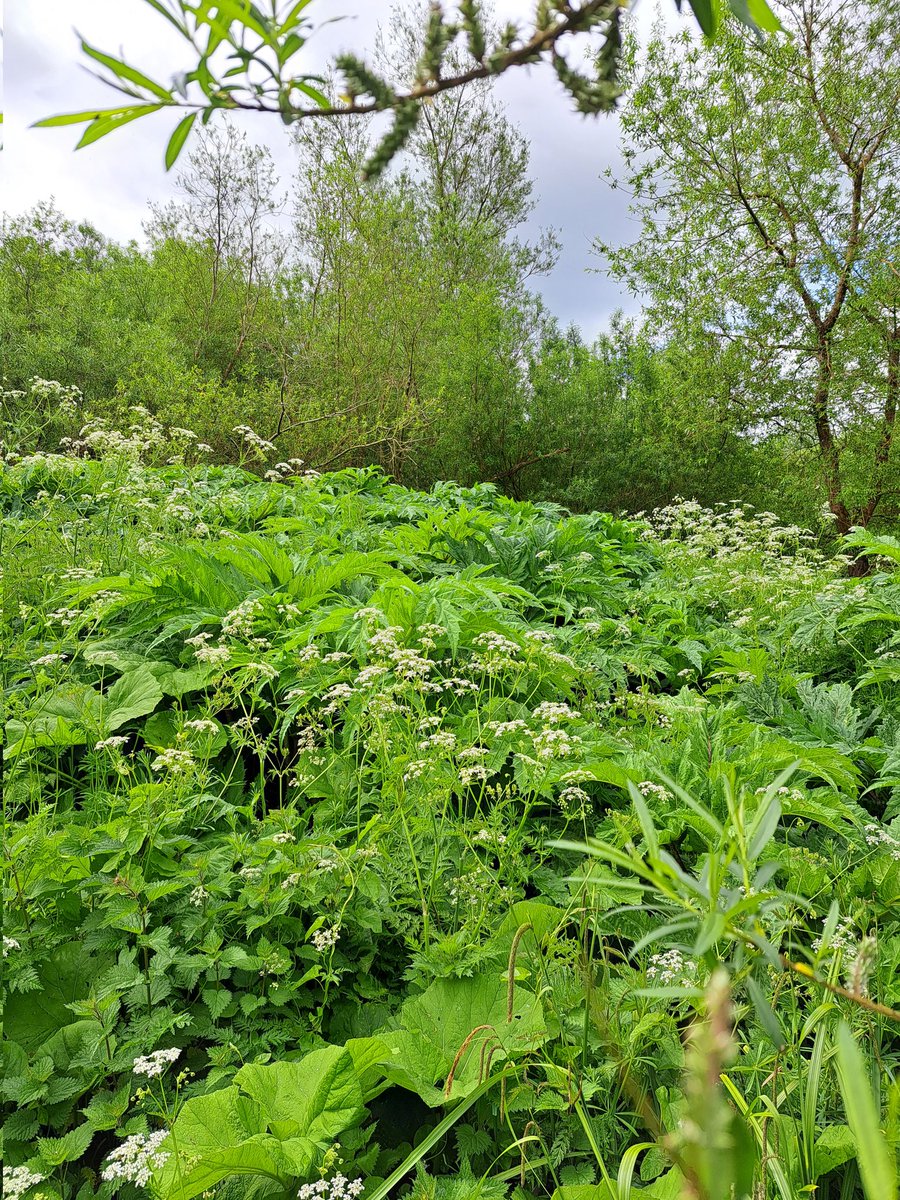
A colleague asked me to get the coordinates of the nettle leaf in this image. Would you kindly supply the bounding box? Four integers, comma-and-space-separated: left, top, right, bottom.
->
81, 1083, 132, 1131
38, 1121, 94, 1166
203, 986, 232, 1020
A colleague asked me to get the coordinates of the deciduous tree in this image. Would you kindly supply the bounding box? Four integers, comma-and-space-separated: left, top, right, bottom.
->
598, 0, 900, 561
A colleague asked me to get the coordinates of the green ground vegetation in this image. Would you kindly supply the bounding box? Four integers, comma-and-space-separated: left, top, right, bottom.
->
2, 414, 899, 1199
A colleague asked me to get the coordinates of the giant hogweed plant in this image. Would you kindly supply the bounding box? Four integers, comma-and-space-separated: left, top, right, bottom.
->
3, 412, 900, 1199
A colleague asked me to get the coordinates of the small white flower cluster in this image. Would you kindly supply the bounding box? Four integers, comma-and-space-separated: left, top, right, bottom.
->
485, 718, 528, 737
356, 664, 388, 688
531, 727, 581, 761
532, 701, 580, 724
418, 729, 457, 753
133, 1047, 181, 1078
95, 735, 129, 751
101, 1130, 171, 1186
48, 606, 81, 628
189, 885, 209, 907
184, 718, 218, 735
471, 630, 521, 673
812, 914, 857, 955
638, 781, 673, 803
473, 827, 507, 845
322, 683, 356, 714
416, 622, 446, 649
365, 625, 434, 682
459, 764, 490, 785
647, 949, 693, 985
186, 631, 232, 667
441, 676, 479, 695
864, 823, 900, 862
558, 785, 590, 819
61, 565, 98, 581
242, 660, 279, 682
272, 831, 296, 845
524, 629, 555, 643
298, 1175, 364, 1200
3, 935, 21, 957
312, 924, 341, 952
263, 457, 306, 482
33, 651, 67, 666
31, 376, 82, 407
150, 748, 195, 775
3, 1165, 45, 1200
403, 753, 427, 782
353, 607, 382, 622
233, 425, 277, 458
222, 597, 264, 639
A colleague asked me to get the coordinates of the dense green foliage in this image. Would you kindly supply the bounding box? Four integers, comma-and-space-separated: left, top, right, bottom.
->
598, 0, 900, 542
3, 417, 900, 1199
4, 2, 900, 1197
0, 188, 821, 529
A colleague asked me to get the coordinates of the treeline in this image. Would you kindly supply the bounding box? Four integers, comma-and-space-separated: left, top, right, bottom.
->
7, 0, 884, 529
0, 179, 819, 526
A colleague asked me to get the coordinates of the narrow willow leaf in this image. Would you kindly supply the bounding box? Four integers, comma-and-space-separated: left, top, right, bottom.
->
75, 105, 164, 149
79, 38, 174, 101
165, 111, 198, 169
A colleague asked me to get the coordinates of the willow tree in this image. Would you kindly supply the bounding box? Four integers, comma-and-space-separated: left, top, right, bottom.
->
599, 0, 900, 553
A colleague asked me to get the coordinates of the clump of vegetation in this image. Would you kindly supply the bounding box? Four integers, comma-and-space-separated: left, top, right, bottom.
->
3, 412, 899, 1200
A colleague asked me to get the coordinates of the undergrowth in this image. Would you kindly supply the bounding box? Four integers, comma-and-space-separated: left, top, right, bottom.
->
2, 407, 899, 1200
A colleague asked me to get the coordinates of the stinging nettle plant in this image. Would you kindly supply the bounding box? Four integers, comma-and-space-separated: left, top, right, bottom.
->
31, 0, 780, 178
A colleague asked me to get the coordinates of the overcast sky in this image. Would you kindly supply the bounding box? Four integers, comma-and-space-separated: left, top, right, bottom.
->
1, 1, 684, 336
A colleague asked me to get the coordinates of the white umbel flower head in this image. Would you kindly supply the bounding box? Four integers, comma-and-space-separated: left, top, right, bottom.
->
3, 1165, 45, 1200
133, 1047, 182, 1078
298, 1175, 365, 1199
101, 1130, 171, 1187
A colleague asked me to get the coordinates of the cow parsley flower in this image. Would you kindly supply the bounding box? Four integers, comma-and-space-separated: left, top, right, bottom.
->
647, 949, 694, 985
298, 1175, 364, 1199
3, 1165, 45, 1200
185, 718, 218, 735
33, 652, 67, 666
864, 823, 900, 861
95, 735, 129, 751
102, 1130, 171, 1186
133, 1048, 182, 1078
3, 936, 21, 957
150, 748, 195, 775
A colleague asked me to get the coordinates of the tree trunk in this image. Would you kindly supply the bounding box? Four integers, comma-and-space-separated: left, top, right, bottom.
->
810, 339, 852, 534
